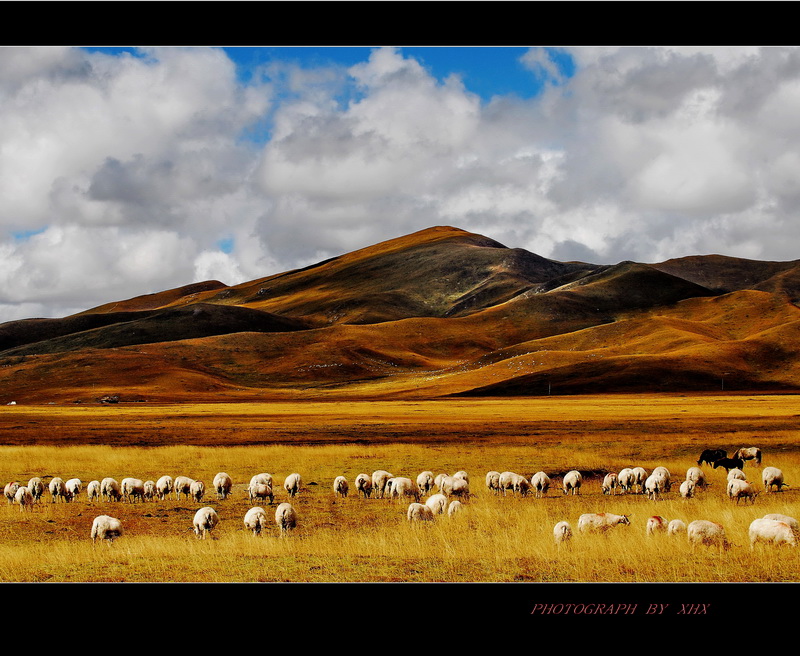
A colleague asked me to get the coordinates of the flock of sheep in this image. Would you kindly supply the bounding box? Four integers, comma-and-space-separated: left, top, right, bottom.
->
1, 444, 796, 555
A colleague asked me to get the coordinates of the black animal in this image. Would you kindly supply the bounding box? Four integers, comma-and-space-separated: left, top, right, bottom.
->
712, 457, 745, 473
697, 449, 727, 466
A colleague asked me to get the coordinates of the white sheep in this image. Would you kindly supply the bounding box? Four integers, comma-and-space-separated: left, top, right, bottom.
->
667, 519, 687, 536
388, 477, 420, 503
275, 502, 297, 535
121, 477, 145, 503
617, 468, 636, 494
27, 477, 44, 503
727, 468, 746, 482
553, 520, 573, 545
248, 482, 274, 505
447, 500, 463, 517
486, 471, 501, 494
91, 515, 123, 544
562, 470, 582, 495
646, 515, 668, 536
193, 506, 219, 539
498, 471, 517, 496
727, 478, 758, 504
686, 466, 708, 489
100, 477, 122, 502
371, 470, 393, 499
65, 478, 82, 500
442, 476, 470, 500
652, 466, 672, 490
156, 475, 174, 500
49, 477, 71, 503
333, 475, 349, 498
687, 520, 732, 551
213, 472, 233, 500
762, 466, 788, 493
749, 517, 796, 549
433, 473, 448, 491
14, 486, 33, 512
86, 480, 101, 502
531, 471, 551, 498
601, 472, 618, 495
578, 513, 630, 533
762, 513, 799, 533
250, 473, 273, 488
453, 470, 469, 483
190, 480, 206, 503
416, 471, 435, 496
283, 473, 301, 498
632, 466, 648, 493
173, 475, 194, 500
143, 480, 156, 501
355, 473, 373, 498
644, 472, 669, 500
244, 507, 269, 536
679, 479, 696, 499
407, 502, 435, 523
425, 493, 448, 515
4, 481, 20, 504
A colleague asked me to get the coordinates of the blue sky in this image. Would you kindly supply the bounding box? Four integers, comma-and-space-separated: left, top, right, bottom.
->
1, 45, 799, 320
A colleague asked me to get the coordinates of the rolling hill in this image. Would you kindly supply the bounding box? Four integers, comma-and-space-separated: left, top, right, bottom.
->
1, 225, 799, 403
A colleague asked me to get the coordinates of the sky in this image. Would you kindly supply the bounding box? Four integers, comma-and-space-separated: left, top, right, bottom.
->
1, 44, 798, 321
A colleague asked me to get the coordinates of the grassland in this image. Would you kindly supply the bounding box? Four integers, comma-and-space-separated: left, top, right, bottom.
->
0, 394, 798, 583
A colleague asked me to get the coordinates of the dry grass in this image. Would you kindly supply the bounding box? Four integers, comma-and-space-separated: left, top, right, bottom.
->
1, 395, 799, 582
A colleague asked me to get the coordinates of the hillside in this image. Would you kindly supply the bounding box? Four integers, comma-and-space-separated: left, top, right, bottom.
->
1, 225, 799, 403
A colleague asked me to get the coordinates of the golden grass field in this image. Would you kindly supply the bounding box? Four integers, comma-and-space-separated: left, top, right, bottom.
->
0, 394, 798, 583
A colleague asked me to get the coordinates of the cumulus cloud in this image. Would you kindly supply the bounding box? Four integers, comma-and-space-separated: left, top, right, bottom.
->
2, 45, 800, 321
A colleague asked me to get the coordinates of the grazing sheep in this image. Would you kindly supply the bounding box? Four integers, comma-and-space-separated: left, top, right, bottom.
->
425, 493, 448, 515
486, 471, 501, 494
686, 466, 708, 489
498, 471, 518, 496
4, 481, 20, 504
727, 478, 758, 504
248, 482, 274, 505
143, 480, 156, 501
213, 472, 233, 500
27, 477, 44, 503
762, 466, 788, 493
679, 479, 696, 499
434, 473, 449, 491
243, 507, 269, 536
156, 475, 174, 501
250, 473, 273, 488
173, 475, 194, 501
578, 513, 630, 533
388, 477, 420, 503
100, 477, 122, 502
445, 476, 471, 500
192, 506, 219, 539
632, 467, 648, 493
91, 515, 123, 544
511, 474, 530, 497
416, 471, 435, 496
531, 471, 551, 498
733, 446, 762, 466
651, 466, 672, 492
727, 468, 746, 482
687, 520, 732, 551
646, 515, 668, 536
562, 470, 582, 495
601, 472, 618, 496
667, 519, 687, 536
189, 480, 206, 503
447, 500, 463, 516
283, 473, 302, 498
617, 468, 636, 494
453, 471, 469, 483
407, 502, 435, 523
65, 478, 82, 500
762, 513, 799, 533
355, 473, 372, 498
49, 477, 71, 503
371, 470, 393, 499
275, 502, 297, 535
14, 486, 33, 512
86, 480, 101, 502
121, 477, 145, 503
749, 517, 796, 549
553, 521, 573, 545
333, 475, 349, 498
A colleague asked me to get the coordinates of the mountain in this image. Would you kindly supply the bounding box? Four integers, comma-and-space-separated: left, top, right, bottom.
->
1, 225, 799, 403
